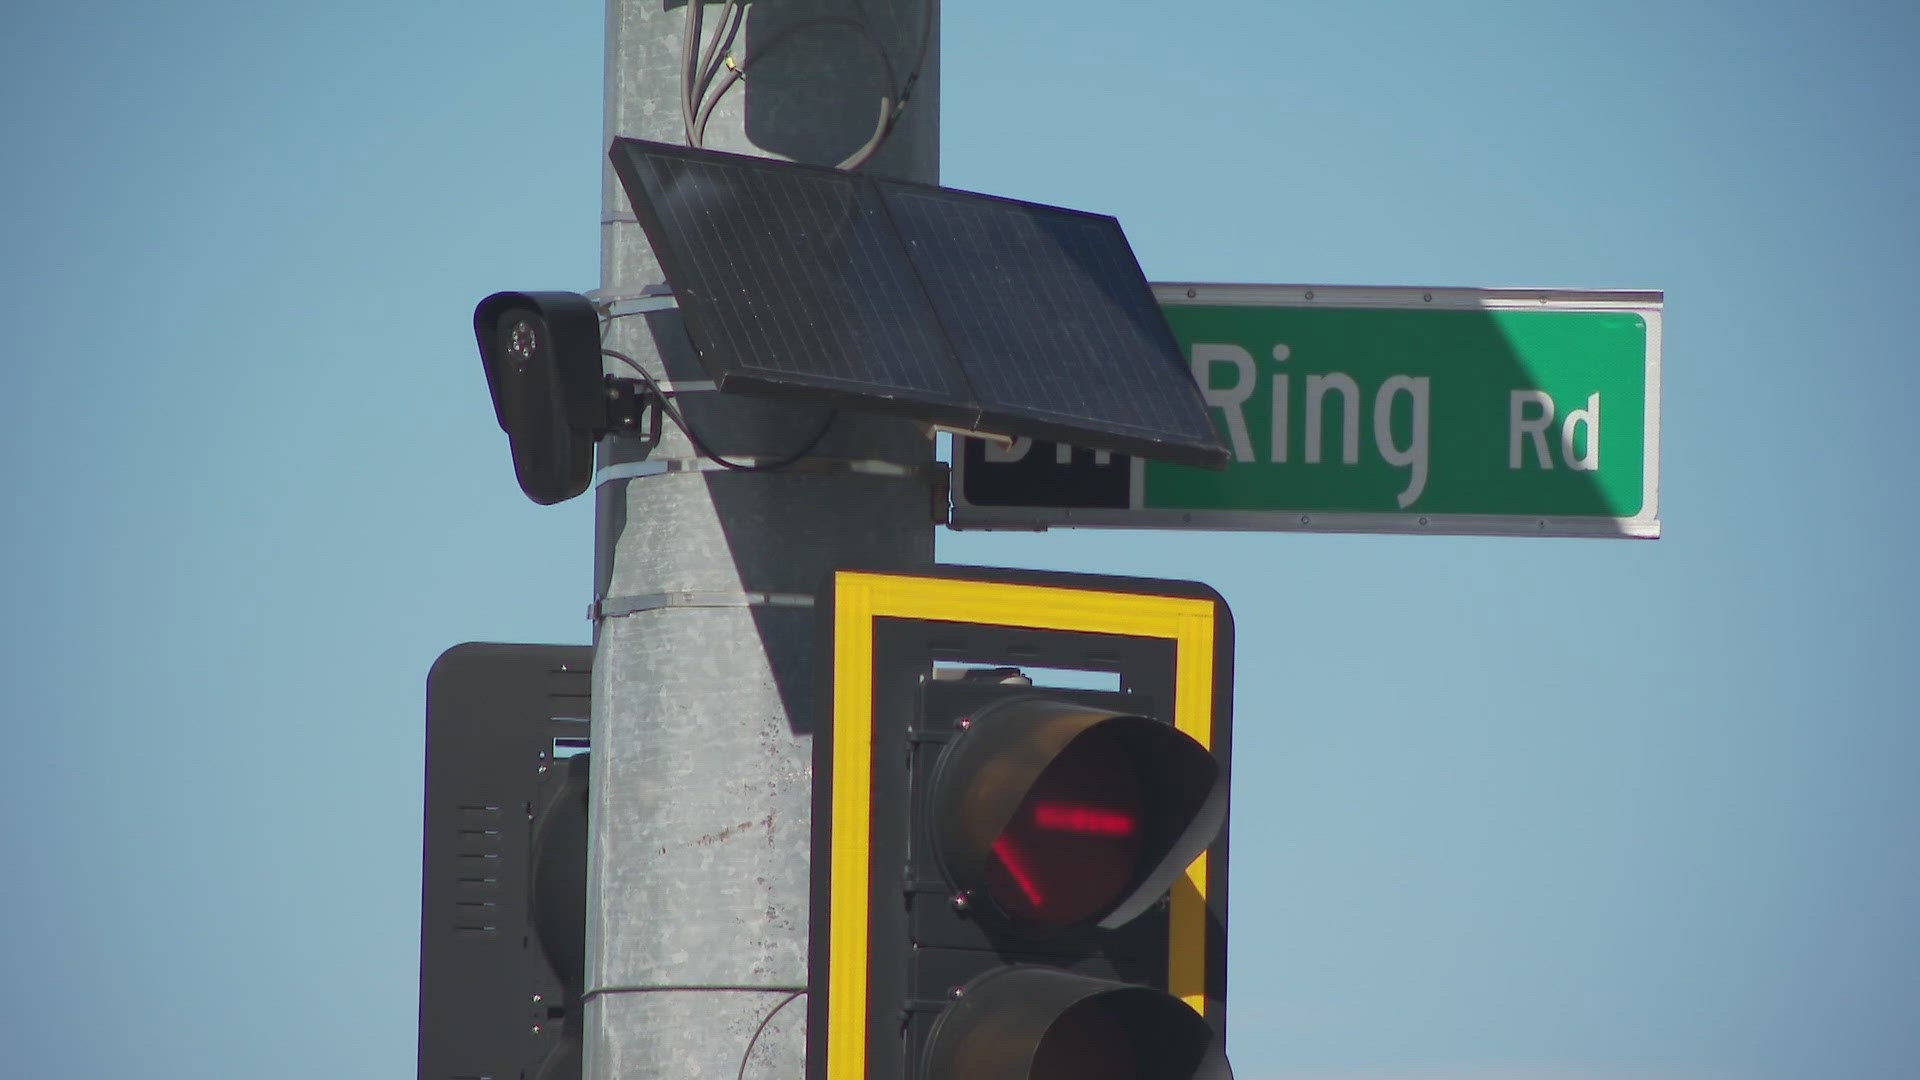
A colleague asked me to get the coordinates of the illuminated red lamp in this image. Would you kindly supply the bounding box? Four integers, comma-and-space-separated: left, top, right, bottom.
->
929, 697, 1224, 936
1032, 802, 1140, 836
984, 733, 1147, 932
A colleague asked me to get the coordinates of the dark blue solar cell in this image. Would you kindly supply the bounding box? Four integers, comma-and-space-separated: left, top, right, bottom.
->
878, 184, 1219, 451
609, 138, 1227, 468
612, 143, 971, 418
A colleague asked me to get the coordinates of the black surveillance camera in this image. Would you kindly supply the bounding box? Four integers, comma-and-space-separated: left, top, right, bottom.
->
474, 291, 605, 505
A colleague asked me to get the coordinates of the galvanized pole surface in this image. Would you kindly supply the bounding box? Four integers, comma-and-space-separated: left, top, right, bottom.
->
589, 2, 938, 1078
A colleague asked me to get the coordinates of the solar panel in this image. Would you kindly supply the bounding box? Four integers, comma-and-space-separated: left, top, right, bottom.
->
609, 138, 1228, 469
879, 184, 1219, 452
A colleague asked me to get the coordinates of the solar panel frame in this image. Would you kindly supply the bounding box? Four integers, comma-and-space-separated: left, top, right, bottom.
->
609, 138, 1228, 469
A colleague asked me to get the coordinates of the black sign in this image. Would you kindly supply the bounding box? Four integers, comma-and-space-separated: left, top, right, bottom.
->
956, 436, 1128, 510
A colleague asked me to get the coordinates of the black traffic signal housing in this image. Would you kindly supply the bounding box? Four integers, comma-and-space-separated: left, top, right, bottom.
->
474, 291, 637, 506
810, 567, 1233, 1080
419, 643, 592, 1080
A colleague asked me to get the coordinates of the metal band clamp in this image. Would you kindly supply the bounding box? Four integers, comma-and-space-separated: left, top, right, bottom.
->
590, 589, 816, 622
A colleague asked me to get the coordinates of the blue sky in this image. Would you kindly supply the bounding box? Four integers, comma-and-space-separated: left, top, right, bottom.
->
4, 2, 1917, 1078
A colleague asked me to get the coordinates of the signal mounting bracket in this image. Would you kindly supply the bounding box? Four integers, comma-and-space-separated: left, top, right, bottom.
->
602, 376, 661, 446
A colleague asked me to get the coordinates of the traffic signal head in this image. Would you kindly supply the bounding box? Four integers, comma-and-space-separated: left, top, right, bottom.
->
473, 290, 604, 505
419, 643, 593, 1080
810, 567, 1233, 1080
925, 964, 1228, 1080
928, 696, 1225, 935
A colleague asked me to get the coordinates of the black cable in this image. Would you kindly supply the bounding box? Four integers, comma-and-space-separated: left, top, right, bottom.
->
682, 0, 937, 170
680, 0, 703, 144
575, 981, 806, 1078
604, 347, 837, 472
579, 982, 805, 1006
736, 989, 806, 1080
691, 14, 895, 154
839, 0, 935, 170
699, 0, 745, 135
685, 0, 746, 147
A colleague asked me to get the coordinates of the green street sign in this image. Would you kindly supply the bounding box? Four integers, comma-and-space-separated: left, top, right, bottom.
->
951, 283, 1662, 539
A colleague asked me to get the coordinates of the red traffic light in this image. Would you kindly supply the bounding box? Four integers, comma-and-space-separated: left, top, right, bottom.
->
930, 696, 1226, 935
984, 730, 1146, 932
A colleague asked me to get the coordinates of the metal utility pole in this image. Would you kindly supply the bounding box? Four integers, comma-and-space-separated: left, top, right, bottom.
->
588, 3, 939, 1078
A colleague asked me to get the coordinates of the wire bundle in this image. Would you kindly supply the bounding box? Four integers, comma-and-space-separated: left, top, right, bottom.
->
679, 0, 934, 171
